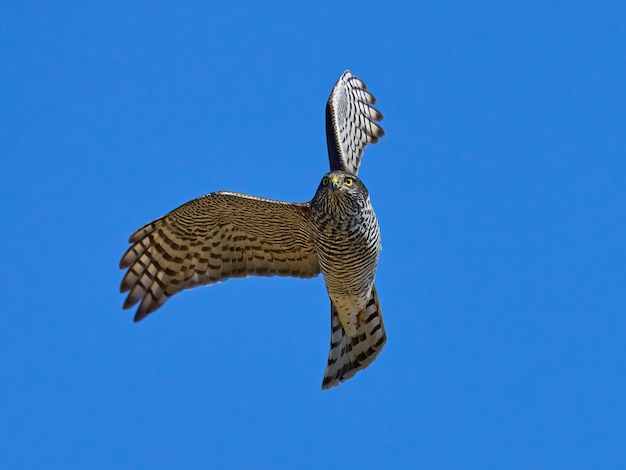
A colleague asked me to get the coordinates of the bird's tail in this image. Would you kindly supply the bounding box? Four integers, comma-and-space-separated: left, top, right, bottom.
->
321, 284, 386, 390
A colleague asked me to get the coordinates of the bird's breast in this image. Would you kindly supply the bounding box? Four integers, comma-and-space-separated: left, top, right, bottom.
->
312, 203, 381, 298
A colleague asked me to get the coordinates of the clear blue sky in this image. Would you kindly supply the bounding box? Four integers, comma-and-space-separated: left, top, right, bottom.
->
2, 1, 625, 468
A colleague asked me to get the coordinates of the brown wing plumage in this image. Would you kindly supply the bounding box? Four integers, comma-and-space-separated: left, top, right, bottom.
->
120, 191, 320, 322
325, 70, 385, 175
321, 284, 386, 389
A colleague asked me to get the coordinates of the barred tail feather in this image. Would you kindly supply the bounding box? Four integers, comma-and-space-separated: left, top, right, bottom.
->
321, 285, 386, 390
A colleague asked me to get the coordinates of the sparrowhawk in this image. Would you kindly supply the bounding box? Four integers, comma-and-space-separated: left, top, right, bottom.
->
119, 71, 385, 389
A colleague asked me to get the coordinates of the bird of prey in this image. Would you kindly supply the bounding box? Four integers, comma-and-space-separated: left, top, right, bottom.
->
120, 71, 385, 389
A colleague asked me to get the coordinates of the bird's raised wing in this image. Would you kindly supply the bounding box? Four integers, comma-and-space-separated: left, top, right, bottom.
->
325, 71, 385, 175
120, 192, 320, 321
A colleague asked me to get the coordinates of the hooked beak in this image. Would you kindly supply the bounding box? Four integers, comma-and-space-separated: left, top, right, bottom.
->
330, 175, 340, 191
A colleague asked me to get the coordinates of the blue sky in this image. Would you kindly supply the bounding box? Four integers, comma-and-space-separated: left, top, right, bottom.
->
2, 1, 625, 468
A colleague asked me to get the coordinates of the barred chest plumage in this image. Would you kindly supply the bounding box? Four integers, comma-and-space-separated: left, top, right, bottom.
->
310, 174, 381, 336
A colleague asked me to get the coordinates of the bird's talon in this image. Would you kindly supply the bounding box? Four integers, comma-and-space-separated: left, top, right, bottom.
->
357, 308, 365, 326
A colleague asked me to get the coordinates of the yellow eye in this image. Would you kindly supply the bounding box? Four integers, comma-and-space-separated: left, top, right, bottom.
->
344, 177, 353, 187
322, 177, 329, 186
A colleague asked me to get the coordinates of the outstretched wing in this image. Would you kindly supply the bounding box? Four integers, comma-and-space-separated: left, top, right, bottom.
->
120, 191, 320, 321
321, 284, 386, 389
325, 70, 385, 175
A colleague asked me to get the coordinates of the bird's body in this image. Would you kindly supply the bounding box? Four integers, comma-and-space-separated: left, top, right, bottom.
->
310, 171, 381, 337
120, 71, 386, 389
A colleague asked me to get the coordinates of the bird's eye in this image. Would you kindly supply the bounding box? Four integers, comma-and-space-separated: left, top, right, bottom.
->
344, 177, 353, 187
322, 177, 329, 186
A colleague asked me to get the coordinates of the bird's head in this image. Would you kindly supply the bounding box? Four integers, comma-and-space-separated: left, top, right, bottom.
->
312, 171, 369, 214
318, 171, 364, 193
